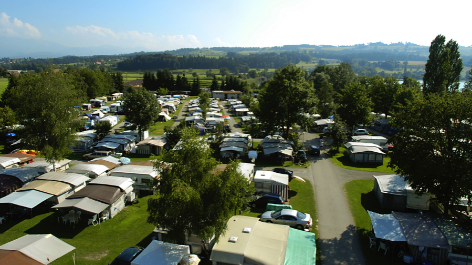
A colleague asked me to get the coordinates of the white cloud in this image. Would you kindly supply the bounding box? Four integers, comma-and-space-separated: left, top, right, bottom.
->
65, 24, 202, 50
214, 37, 231, 47
0, 12, 40, 38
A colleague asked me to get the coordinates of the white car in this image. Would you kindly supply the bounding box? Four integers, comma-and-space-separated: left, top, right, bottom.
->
353, 129, 369, 135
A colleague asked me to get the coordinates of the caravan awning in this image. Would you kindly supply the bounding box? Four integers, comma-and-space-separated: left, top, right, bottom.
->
393, 212, 449, 248
52, 197, 109, 214
0, 234, 75, 264
220, 146, 244, 152
0, 190, 53, 208
95, 142, 121, 149
16, 180, 71, 196
367, 211, 406, 241
131, 241, 189, 265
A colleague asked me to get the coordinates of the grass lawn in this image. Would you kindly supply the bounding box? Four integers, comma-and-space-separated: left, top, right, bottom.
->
0, 196, 156, 265
327, 147, 395, 173
344, 179, 404, 265
0, 77, 8, 95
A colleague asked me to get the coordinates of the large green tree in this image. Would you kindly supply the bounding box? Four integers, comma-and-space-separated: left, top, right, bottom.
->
423, 35, 463, 94
316, 80, 335, 118
337, 82, 373, 132
5, 71, 84, 166
122, 88, 160, 140
369, 75, 402, 117
389, 92, 472, 215
148, 128, 254, 246
198, 92, 210, 120
256, 64, 316, 138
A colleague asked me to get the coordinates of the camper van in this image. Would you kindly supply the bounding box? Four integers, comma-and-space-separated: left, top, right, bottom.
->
351, 135, 388, 151
90, 99, 104, 107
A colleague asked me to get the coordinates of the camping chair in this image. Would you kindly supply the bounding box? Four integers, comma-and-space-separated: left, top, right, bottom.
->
76, 211, 81, 221
62, 216, 69, 225
369, 236, 376, 249
88, 214, 98, 226
378, 242, 389, 255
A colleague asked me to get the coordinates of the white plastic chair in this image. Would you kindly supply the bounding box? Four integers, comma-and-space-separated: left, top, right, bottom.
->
378, 242, 388, 255
369, 236, 376, 249
76, 211, 81, 221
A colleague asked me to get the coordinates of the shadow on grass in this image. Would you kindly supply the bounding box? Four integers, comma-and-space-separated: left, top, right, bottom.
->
288, 189, 298, 198
361, 190, 391, 215
25, 212, 87, 239
136, 232, 154, 248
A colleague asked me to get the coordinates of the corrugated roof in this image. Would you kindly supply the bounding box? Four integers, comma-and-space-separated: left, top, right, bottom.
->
89, 176, 134, 190
0, 153, 35, 163
22, 160, 71, 171
52, 197, 109, 214
67, 185, 124, 204
349, 146, 385, 154
66, 164, 109, 175
109, 165, 158, 177
36, 172, 90, 187
16, 180, 71, 195
0, 168, 40, 183
0, 157, 21, 168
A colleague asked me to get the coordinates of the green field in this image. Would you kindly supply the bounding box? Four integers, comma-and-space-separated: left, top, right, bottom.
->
0, 77, 8, 95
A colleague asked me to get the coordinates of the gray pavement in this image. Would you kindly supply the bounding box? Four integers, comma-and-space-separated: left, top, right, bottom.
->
301, 132, 383, 265
221, 102, 242, 133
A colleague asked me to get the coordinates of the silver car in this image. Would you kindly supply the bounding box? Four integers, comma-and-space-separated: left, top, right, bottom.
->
260, 209, 312, 230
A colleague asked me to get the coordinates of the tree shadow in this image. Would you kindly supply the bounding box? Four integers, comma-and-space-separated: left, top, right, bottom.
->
360, 190, 391, 214
288, 190, 298, 198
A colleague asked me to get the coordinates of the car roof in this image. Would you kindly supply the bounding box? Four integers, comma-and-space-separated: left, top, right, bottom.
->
262, 193, 282, 198
114, 246, 143, 262
280, 209, 298, 216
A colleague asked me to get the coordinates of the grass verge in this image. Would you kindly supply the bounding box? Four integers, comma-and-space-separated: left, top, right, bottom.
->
344, 179, 404, 265
0, 196, 156, 265
327, 147, 395, 173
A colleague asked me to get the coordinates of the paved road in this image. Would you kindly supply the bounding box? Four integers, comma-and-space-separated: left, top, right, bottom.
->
221, 101, 242, 133
298, 132, 384, 265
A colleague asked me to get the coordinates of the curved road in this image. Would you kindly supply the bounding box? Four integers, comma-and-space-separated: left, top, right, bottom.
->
264, 133, 385, 265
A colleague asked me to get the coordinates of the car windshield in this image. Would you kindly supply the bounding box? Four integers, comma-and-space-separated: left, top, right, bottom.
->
271, 210, 283, 218
297, 211, 307, 219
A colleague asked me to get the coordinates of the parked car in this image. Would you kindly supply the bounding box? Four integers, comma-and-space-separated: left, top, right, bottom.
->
260, 209, 312, 230
295, 150, 307, 163
83, 151, 112, 160
224, 125, 231, 133
250, 193, 284, 208
272, 168, 293, 181
309, 145, 320, 156
388, 143, 394, 151
353, 129, 369, 135
110, 246, 144, 265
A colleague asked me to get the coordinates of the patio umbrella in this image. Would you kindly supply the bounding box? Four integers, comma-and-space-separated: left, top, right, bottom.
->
120, 157, 131, 164
5, 133, 15, 137
221, 115, 229, 118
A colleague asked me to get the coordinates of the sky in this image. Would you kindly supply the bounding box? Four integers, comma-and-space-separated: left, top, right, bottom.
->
1, 0, 472, 52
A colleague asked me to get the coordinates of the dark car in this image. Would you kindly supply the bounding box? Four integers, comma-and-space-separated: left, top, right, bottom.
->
272, 168, 293, 181
309, 145, 320, 156
250, 193, 284, 208
110, 246, 144, 265
224, 125, 231, 133
295, 150, 307, 163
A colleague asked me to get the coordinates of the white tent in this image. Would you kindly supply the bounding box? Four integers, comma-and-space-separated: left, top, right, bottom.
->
0, 234, 75, 264
367, 210, 406, 241
131, 240, 189, 265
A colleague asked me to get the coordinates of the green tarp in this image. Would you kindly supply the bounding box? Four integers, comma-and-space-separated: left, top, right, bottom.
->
266, 203, 292, 211
284, 228, 316, 265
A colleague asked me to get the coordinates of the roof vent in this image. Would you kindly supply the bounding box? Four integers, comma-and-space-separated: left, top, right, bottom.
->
229, 237, 238, 242
243, 227, 251, 233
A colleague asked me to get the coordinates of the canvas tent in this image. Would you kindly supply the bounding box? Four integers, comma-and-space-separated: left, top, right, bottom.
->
131, 240, 190, 265
210, 215, 289, 265
393, 212, 449, 265
254, 171, 289, 201
345, 145, 385, 164
0, 234, 75, 265
373, 175, 430, 211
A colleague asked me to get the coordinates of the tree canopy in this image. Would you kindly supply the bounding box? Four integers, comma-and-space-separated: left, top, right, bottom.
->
3, 70, 84, 164
336, 82, 373, 131
147, 128, 254, 245
389, 92, 472, 215
122, 88, 160, 140
256, 64, 315, 138
423, 35, 463, 94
